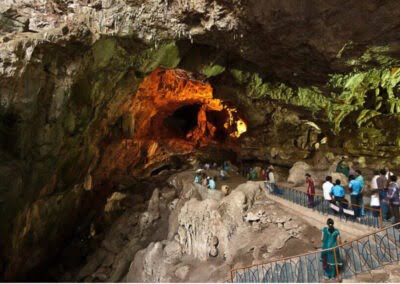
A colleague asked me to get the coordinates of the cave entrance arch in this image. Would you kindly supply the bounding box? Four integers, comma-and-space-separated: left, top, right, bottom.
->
163, 104, 202, 138
130, 68, 247, 146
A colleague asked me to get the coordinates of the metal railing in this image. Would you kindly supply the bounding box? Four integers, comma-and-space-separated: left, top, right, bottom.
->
266, 183, 382, 228
230, 223, 400, 282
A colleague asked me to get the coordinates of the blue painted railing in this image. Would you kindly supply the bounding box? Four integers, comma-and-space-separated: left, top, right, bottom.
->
266, 183, 382, 228
230, 223, 400, 282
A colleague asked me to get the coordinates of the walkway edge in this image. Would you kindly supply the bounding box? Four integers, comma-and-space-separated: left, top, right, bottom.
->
257, 182, 375, 238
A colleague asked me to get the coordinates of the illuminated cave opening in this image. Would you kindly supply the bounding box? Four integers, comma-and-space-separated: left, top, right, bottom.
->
163, 104, 202, 138
206, 109, 229, 141
130, 68, 247, 147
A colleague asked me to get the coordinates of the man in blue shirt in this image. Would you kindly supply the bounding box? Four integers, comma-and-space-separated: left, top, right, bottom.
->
355, 170, 365, 216
330, 179, 346, 212
208, 176, 216, 190
349, 175, 362, 218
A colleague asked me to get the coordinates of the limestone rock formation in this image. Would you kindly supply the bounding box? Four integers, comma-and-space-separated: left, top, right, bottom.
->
1, 0, 400, 280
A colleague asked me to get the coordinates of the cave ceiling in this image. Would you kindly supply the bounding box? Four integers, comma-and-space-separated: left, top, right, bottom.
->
1, 0, 400, 281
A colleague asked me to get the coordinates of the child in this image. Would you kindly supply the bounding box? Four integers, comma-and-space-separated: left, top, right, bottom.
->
370, 189, 381, 218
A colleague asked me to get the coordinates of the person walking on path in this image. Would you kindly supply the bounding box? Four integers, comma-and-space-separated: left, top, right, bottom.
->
387, 175, 400, 227
348, 175, 362, 220
321, 218, 342, 280
377, 169, 389, 220
306, 173, 315, 207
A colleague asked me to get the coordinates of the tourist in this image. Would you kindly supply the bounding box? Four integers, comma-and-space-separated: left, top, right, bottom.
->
223, 161, 229, 171
387, 175, 400, 227
321, 218, 342, 280
202, 173, 208, 187
355, 170, 365, 216
330, 179, 346, 210
208, 176, 216, 190
371, 170, 379, 191
336, 156, 350, 177
370, 189, 381, 218
261, 167, 266, 180
246, 167, 252, 180
305, 173, 315, 208
250, 168, 258, 180
220, 168, 227, 181
265, 165, 280, 194
204, 163, 210, 170
194, 173, 201, 184
348, 175, 362, 220
323, 176, 333, 202
377, 169, 389, 220
355, 170, 364, 188
266, 166, 275, 182
385, 167, 394, 180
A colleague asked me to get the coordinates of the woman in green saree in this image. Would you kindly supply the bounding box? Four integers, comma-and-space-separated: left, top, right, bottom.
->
321, 218, 342, 280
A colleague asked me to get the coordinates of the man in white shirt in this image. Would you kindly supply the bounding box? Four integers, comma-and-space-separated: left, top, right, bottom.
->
371, 170, 379, 191
323, 176, 334, 201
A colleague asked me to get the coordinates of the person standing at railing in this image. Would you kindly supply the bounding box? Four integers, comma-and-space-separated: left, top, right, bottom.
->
265, 165, 281, 194
323, 176, 334, 202
387, 175, 400, 227
306, 173, 315, 208
370, 189, 381, 218
371, 170, 379, 192
355, 170, 366, 216
349, 175, 362, 221
377, 169, 389, 221
330, 179, 346, 212
321, 218, 342, 280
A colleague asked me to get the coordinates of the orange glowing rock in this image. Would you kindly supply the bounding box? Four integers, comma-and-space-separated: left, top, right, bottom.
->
130, 68, 246, 146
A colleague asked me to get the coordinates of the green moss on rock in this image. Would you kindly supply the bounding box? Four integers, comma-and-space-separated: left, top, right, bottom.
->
139, 42, 181, 73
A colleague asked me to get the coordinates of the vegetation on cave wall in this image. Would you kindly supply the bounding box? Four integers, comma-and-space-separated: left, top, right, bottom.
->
225, 66, 400, 134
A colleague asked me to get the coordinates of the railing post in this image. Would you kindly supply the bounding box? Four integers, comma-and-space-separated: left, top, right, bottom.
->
379, 208, 383, 229
333, 247, 341, 281
230, 269, 234, 283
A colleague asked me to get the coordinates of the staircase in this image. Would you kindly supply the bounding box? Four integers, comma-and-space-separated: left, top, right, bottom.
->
230, 223, 400, 283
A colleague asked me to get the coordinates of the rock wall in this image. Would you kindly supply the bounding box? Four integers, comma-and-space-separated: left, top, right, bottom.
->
1, 0, 400, 280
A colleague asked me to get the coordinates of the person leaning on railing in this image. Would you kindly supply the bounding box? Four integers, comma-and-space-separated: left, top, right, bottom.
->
330, 179, 346, 211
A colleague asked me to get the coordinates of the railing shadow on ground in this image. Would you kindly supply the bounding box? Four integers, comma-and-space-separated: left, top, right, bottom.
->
230, 222, 400, 283
266, 183, 382, 229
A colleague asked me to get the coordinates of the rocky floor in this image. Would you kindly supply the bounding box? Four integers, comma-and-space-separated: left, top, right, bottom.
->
56, 168, 322, 282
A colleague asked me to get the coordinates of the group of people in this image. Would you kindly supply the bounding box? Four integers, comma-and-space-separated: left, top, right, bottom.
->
194, 171, 217, 189
193, 161, 232, 190
312, 166, 400, 226
242, 165, 275, 182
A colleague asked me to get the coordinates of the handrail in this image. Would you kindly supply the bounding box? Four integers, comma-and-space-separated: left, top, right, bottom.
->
230, 222, 400, 282
268, 182, 383, 228
274, 182, 381, 212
